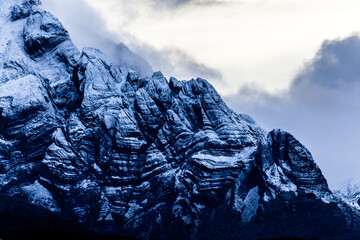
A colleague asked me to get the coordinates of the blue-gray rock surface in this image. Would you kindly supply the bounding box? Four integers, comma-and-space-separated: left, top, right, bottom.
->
0, 1, 359, 239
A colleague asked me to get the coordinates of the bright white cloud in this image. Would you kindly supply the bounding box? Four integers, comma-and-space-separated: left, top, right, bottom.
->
82, 0, 360, 95
43, 0, 222, 81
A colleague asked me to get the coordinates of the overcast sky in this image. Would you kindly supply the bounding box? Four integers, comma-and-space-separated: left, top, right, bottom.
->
42, 0, 360, 189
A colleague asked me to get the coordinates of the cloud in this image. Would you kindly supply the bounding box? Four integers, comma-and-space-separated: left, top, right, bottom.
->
149, 0, 227, 8
225, 34, 360, 189
289, 35, 360, 111
42, 0, 153, 77
42, 0, 222, 81
129, 44, 223, 81
292, 35, 360, 90
42, 0, 112, 48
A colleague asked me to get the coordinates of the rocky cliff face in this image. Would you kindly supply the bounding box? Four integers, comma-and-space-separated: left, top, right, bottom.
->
0, 1, 358, 239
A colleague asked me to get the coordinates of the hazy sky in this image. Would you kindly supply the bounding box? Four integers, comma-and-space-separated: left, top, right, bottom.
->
42, 0, 360, 189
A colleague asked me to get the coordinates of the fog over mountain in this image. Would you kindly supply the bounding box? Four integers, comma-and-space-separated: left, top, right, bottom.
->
42, 0, 222, 82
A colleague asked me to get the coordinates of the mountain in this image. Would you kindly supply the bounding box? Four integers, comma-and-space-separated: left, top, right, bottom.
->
334, 182, 360, 211
0, 0, 359, 239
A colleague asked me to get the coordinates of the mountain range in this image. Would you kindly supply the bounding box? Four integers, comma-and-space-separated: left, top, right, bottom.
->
0, 0, 359, 239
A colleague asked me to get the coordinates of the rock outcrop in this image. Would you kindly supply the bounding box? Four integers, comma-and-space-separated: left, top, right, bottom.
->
0, 1, 358, 239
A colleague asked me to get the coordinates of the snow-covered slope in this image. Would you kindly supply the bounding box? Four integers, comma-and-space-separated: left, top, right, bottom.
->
0, 1, 358, 239
334, 181, 360, 210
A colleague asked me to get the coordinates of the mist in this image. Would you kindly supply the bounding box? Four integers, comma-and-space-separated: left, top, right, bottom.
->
42, 0, 222, 81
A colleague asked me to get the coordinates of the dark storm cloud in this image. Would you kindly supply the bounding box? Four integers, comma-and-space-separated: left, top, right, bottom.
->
42, 0, 222, 81
289, 35, 360, 110
225, 34, 360, 189
292, 35, 360, 91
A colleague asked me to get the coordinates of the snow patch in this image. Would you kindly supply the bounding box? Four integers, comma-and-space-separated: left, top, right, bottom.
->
192, 153, 239, 169
265, 164, 297, 193
79, 179, 94, 189
321, 192, 336, 204
263, 191, 273, 202
237, 146, 257, 163
0, 74, 47, 118
93, 163, 102, 172
22, 180, 60, 212
125, 201, 143, 219
192, 153, 238, 163
105, 212, 114, 221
